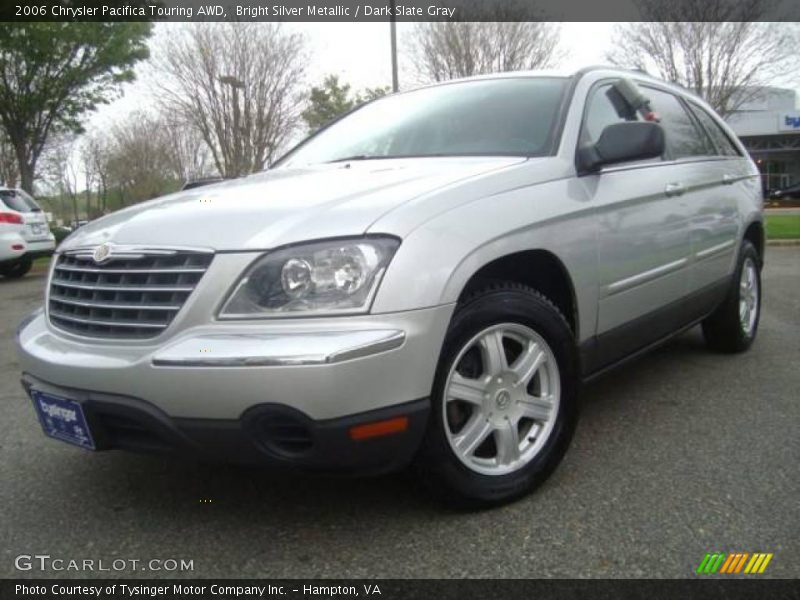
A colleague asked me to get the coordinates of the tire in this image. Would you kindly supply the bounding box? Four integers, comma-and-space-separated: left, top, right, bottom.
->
415, 283, 580, 507
0, 256, 32, 279
702, 240, 761, 353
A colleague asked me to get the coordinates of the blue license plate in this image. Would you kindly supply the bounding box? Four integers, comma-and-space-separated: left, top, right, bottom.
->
31, 390, 95, 450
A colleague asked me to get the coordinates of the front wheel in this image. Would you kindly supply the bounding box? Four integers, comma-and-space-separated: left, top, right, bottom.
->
702, 240, 761, 353
415, 283, 579, 507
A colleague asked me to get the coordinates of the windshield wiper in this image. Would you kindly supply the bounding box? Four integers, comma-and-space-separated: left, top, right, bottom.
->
325, 153, 468, 164
326, 155, 380, 163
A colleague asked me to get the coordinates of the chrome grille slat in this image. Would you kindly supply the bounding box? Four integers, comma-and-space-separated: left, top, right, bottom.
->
48, 311, 168, 329
54, 265, 207, 274
48, 248, 213, 339
49, 296, 183, 311
50, 281, 195, 293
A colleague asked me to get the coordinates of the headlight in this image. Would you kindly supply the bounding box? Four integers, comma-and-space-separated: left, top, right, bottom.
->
219, 237, 400, 318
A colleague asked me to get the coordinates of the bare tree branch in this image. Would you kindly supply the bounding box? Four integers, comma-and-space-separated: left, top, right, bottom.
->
151, 23, 307, 177
608, 1, 800, 116
409, 22, 563, 84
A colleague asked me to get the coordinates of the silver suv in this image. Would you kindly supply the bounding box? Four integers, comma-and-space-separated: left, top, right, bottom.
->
16, 68, 763, 505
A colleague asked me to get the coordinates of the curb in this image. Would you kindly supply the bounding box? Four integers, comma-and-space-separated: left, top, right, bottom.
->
766, 239, 800, 246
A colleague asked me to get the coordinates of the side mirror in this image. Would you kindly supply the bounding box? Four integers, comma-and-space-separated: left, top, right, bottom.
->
577, 121, 665, 174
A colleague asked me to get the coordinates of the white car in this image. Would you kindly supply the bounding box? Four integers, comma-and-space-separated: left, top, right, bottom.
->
0, 187, 55, 278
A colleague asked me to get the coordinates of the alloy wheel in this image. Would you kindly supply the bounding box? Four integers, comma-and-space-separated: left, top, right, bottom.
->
443, 323, 560, 476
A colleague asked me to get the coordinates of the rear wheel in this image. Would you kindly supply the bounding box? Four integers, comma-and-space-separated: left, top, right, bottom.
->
702, 240, 761, 353
0, 256, 32, 279
415, 283, 579, 507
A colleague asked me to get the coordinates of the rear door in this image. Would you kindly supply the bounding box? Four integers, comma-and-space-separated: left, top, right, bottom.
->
683, 101, 749, 291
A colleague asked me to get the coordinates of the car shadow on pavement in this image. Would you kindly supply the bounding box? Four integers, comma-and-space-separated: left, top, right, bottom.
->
580, 326, 710, 411
49, 328, 714, 522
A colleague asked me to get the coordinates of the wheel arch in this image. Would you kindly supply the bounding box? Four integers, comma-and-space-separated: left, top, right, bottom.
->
454, 249, 580, 339
742, 219, 764, 268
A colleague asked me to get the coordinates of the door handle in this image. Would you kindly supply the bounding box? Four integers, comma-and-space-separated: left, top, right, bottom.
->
665, 182, 686, 197
722, 174, 736, 185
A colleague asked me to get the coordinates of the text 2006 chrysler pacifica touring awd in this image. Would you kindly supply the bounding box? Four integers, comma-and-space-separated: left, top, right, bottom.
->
16, 67, 763, 505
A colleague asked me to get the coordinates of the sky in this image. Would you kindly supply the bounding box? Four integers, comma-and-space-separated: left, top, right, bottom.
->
87, 22, 618, 131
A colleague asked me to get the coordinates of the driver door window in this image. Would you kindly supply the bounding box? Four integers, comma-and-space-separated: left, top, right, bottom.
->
582, 84, 640, 146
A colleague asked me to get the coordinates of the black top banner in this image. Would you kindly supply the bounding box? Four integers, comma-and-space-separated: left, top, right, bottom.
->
3, 0, 800, 22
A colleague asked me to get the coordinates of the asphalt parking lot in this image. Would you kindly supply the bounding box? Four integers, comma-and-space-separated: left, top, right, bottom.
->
1, 248, 798, 579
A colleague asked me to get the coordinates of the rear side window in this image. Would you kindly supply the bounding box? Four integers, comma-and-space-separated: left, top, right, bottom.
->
582, 84, 640, 145
644, 87, 715, 159
686, 103, 741, 157
0, 189, 41, 212
0, 190, 29, 212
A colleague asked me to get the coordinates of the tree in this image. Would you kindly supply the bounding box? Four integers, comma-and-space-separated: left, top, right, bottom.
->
409, 22, 562, 83
42, 134, 81, 224
153, 23, 307, 177
105, 111, 182, 205
81, 131, 112, 215
301, 75, 390, 132
0, 23, 152, 193
302, 76, 356, 132
608, 1, 800, 117
159, 115, 216, 184
0, 133, 18, 187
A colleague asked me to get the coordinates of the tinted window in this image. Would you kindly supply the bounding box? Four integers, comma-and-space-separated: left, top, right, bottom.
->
0, 190, 32, 212
687, 103, 741, 157
279, 78, 568, 166
644, 88, 715, 159
582, 84, 640, 144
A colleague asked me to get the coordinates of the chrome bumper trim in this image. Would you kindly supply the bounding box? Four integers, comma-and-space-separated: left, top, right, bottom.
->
151, 329, 406, 367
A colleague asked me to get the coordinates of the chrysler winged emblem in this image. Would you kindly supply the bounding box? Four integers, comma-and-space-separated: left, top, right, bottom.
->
92, 243, 113, 264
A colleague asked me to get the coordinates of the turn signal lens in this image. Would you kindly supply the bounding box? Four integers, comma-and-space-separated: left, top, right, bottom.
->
349, 416, 409, 441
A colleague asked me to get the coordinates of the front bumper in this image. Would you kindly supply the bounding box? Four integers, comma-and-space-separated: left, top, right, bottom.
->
23, 237, 55, 258
16, 305, 452, 420
21, 373, 429, 473
0, 231, 26, 264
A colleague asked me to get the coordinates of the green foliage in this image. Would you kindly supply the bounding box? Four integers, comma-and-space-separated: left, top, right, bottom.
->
301, 75, 356, 132
51, 226, 72, 244
766, 215, 800, 240
0, 23, 153, 191
359, 86, 391, 103
301, 75, 391, 133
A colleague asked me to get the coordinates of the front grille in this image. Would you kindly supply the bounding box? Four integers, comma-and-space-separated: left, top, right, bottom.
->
48, 247, 213, 339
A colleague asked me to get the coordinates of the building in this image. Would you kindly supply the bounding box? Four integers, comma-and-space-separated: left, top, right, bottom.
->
725, 87, 800, 192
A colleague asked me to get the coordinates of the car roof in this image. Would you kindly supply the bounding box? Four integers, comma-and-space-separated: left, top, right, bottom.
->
399, 66, 704, 104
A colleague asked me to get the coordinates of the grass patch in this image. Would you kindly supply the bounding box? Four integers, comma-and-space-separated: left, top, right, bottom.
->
766, 214, 800, 240
31, 256, 53, 272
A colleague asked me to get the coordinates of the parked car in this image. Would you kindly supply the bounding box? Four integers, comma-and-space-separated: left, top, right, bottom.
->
770, 182, 800, 201
0, 187, 55, 278
15, 67, 763, 505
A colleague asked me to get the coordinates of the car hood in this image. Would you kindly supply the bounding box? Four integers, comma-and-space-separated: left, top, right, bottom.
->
59, 157, 525, 252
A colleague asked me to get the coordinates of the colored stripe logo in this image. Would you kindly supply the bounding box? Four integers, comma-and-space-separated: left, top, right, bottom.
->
696, 552, 773, 574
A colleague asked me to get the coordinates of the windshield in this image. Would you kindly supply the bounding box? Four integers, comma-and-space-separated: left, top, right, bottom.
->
0, 189, 41, 212
279, 77, 568, 167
